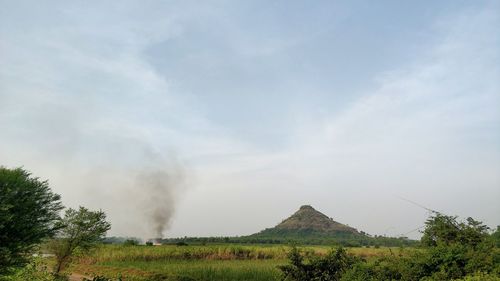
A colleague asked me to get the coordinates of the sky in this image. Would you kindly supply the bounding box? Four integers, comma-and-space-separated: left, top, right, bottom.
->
1, 1, 499, 240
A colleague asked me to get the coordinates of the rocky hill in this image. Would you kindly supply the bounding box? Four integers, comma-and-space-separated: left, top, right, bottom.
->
249, 205, 365, 242
273, 205, 360, 234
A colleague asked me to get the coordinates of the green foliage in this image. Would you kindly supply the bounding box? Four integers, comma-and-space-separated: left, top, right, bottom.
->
491, 226, 500, 248
86, 259, 283, 281
278, 213, 498, 281
102, 236, 142, 245
452, 272, 500, 281
0, 167, 63, 274
48, 206, 111, 275
0, 256, 54, 281
123, 239, 139, 246
161, 233, 416, 248
421, 214, 489, 248
279, 247, 359, 281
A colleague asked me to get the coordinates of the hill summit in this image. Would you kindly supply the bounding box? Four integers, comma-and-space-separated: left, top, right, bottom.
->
274, 205, 359, 234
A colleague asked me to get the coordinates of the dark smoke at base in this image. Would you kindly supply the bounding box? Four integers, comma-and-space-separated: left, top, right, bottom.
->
136, 165, 186, 238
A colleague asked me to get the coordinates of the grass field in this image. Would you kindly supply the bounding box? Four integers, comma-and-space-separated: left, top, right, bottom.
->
71, 244, 411, 281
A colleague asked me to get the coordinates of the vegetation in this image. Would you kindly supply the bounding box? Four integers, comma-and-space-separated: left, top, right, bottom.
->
69, 244, 398, 281
123, 239, 140, 246
2, 168, 498, 281
0, 167, 63, 274
160, 205, 417, 247
421, 214, 490, 247
278, 213, 499, 281
48, 207, 111, 276
492, 226, 500, 247
4, 214, 496, 281
0, 168, 112, 280
76, 244, 399, 263
0, 256, 54, 281
103, 237, 142, 245
279, 247, 359, 281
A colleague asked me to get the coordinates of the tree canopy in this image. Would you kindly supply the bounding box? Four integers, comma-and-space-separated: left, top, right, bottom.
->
49, 206, 111, 274
0, 167, 63, 274
421, 213, 490, 248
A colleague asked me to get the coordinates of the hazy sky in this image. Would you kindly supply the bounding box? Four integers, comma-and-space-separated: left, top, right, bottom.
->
1, 1, 499, 239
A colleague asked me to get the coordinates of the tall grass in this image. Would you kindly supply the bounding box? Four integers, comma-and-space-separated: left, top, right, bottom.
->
73, 244, 412, 281
82, 245, 291, 263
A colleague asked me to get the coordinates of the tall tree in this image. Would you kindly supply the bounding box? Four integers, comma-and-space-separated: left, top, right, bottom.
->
0, 167, 63, 274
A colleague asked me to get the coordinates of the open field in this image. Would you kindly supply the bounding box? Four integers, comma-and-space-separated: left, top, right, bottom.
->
71, 244, 412, 281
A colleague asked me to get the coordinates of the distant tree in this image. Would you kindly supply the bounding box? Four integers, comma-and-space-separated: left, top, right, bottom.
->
415, 213, 497, 279
421, 213, 489, 248
0, 167, 63, 274
123, 239, 139, 246
48, 207, 111, 275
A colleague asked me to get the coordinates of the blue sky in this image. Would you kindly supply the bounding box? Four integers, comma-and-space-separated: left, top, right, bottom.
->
1, 1, 499, 239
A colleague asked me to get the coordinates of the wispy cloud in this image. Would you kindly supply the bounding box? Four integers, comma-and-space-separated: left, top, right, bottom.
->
0, 1, 498, 238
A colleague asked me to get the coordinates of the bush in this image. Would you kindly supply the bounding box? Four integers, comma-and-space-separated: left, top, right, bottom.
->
452, 272, 500, 281
280, 213, 499, 281
0, 257, 54, 281
279, 247, 359, 281
123, 239, 139, 246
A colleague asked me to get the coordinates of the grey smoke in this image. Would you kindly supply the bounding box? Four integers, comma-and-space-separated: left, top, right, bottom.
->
136, 166, 186, 238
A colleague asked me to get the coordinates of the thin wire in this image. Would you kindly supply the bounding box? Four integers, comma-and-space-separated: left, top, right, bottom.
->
396, 196, 440, 214
393, 196, 447, 238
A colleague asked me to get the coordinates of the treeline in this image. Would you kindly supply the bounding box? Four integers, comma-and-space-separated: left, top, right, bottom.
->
102, 236, 143, 245
159, 233, 417, 247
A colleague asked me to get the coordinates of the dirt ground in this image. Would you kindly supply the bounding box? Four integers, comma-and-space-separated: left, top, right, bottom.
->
69, 273, 90, 281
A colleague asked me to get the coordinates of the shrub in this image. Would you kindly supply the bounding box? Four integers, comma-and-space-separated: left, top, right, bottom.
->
279, 247, 359, 281
0, 257, 54, 281
123, 239, 139, 246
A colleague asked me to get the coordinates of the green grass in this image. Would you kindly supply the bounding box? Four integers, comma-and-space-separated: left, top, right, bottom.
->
72, 244, 415, 281
94, 259, 284, 281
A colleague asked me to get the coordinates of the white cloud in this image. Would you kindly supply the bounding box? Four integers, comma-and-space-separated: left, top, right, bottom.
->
0, 2, 498, 239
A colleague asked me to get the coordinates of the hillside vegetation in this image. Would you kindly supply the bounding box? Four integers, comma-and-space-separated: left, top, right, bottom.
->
272, 205, 360, 234
162, 205, 417, 247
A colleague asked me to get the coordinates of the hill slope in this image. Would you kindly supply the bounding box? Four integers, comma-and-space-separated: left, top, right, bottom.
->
249, 205, 365, 242
273, 205, 359, 234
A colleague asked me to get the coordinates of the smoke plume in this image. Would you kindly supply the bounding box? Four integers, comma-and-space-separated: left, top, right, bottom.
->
136, 166, 185, 238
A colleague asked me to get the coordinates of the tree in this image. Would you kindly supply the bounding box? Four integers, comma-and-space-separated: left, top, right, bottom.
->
0, 167, 63, 274
416, 213, 496, 279
491, 226, 500, 247
48, 207, 111, 275
421, 213, 490, 248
